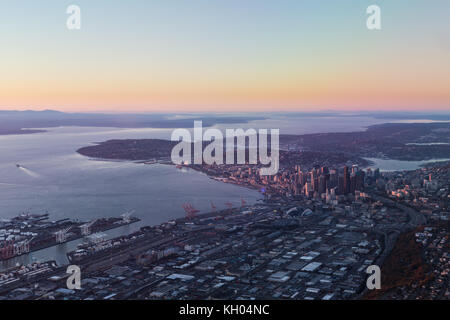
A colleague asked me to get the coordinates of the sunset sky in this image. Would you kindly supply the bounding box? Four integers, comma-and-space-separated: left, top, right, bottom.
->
1, 0, 449, 113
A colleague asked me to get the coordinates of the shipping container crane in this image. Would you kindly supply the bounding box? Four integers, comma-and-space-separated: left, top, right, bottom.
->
121, 210, 135, 224
24, 236, 34, 253
182, 202, 199, 219
55, 226, 72, 243
13, 236, 34, 255
0, 240, 15, 260
80, 219, 97, 236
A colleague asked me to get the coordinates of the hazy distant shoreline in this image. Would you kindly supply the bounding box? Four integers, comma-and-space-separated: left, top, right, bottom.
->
0, 129, 46, 135
76, 122, 450, 165
1, 110, 450, 136
0, 110, 266, 136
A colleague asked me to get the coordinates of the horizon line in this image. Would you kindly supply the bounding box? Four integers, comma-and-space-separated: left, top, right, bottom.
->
1, 108, 450, 115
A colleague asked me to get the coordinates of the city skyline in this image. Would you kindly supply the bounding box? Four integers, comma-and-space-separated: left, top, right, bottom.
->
1, 0, 450, 112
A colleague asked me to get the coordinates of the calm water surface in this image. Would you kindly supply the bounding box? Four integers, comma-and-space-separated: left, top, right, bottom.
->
0, 126, 263, 268
0, 116, 447, 268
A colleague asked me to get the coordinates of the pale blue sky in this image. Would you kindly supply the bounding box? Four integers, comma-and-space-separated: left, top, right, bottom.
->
1, 1, 449, 112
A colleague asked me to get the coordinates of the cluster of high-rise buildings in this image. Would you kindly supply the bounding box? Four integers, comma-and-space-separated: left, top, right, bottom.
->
270, 165, 378, 199
214, 163, 381, 204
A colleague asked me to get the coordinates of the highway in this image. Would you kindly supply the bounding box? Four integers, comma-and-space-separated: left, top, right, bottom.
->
357, 192, 426, 299
370, 193, 426, 230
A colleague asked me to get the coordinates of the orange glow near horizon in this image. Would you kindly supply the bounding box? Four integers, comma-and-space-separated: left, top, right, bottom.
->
2, 72, 449, 113
1, 1, 449, 113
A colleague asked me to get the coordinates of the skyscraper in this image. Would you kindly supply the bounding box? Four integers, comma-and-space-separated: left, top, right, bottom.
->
318, 175, 327, 194
343, 166, 350, 194
338, 174, 345, 195
329, 169, 338, 189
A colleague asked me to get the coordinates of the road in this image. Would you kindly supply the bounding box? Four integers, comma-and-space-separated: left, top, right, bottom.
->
357, 192, 426, 299
370, 193, 426, 230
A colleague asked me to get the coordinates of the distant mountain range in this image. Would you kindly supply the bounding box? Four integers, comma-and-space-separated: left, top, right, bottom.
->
1, 109, 449, 135
0, 110, 266, 135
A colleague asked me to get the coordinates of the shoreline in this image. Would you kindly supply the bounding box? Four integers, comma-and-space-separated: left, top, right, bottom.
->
0, 217, 141, 265
75, 122, 450, 165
